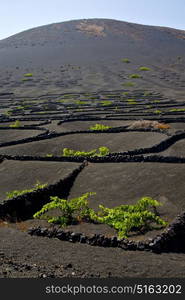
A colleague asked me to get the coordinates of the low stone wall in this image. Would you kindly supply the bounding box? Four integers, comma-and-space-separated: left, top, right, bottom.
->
0, 130, 50, 148
1, 153, 185, 164
0, 126, 170, 148
0, 126, 47, 132
27, 211, 185, 253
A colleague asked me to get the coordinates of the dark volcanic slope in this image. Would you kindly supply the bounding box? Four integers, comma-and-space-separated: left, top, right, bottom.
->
0, 19, 185, 95
1, 19, 185, 65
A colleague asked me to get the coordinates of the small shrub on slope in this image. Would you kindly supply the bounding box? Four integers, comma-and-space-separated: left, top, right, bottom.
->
90, 124, 112, 131
6, 181, 48, 199
9, 120, 21, 128
62, 147, 110, 157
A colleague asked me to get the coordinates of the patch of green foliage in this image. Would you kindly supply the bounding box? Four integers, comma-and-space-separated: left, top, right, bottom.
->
63, 94, 75, 98
46, 154, 53, 157
75, 100, 87, 105
101, 100, 112, 106
90, 124, 112, 131
34, 194, 167, 239
6, 181, 48, 199
5, 110, 12, 116
93, 197, 167, 239
127, 99, 137, 104
33, 192, 96, 226
154, 110, 162, 114
144, 91, 152, 97
121, 58, 130, 63
58, 99, 73, 103
16, 106, 24, 110
9, 120, 21, 128
129, 74, 141, 79
62, 147, 110, 157
169, 108, 185, 112
123, 82, 135, 87
139, 67, 151, 71
24, 73, 33, 77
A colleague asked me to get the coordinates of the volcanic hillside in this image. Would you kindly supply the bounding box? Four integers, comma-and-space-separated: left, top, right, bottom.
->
0, 18, 185, 95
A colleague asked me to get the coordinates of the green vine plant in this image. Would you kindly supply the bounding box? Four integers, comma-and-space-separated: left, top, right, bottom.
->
89, 124, 112, 131
9, 120, 21, 128
33, 193, 167, 239
62, 146, 110, 157
6, 181, 48, 199
33, 192, 96, 226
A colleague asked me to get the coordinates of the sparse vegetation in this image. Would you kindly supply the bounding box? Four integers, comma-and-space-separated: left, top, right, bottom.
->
33, 192, 95, 226
90, 124, 112, 131
121, 58, 130, 63
62, 147, 110, 157
93, 197, 167, 239
169, 108, 185, 112
123, 82, 135, 87
127, 98, 137, 104
154, 109, 162, 114
24, 73, 33, 77
144, 91, 152, 96
9, 120, 21, 128
5, 110, 12, 116
139, 67, 151, 71
6, 181, 48, 199
100, 100, 112, 106
129, 74, 141, 79
34, 194, 167, 239
75, 100, 87, 105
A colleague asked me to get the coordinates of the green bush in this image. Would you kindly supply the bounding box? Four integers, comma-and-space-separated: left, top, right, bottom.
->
24, 73, 33, 77
75, 100, 86, 105
93, 197, 167, 239
62, 146, 110, 157
154, 110, 162, 114
5, 110, 12, 116
46, 154, 53, 157
9, 120, 21, 128
121, 58, 130, 63
169, 108, 185, 112
144, 91, 152, 96
127, 99, 137, 104
101, 100, 112, 106
34, 194, 167, 239
90, 124, 112, 131
33, 192, 96, 226
139, 67, 151, 71
6, 181, 48, 199
129, 74, 141, 79
123, 82, 135, 87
